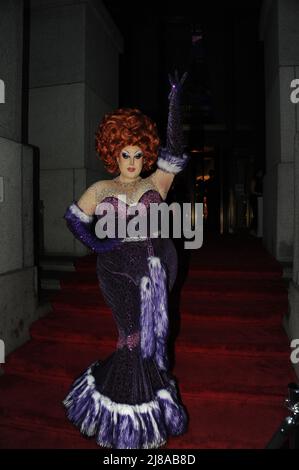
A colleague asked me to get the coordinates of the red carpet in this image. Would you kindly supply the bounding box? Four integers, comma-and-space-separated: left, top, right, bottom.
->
0, 233, 296, 448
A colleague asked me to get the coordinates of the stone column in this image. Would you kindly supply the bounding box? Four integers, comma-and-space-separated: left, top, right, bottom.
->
260, 0, 299, 378
287, 133, 299, 378
0, 1, 38, 360
260, 0, 297, 262
28, 0, 123, 255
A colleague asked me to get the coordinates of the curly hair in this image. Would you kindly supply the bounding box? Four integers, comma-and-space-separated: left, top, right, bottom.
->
95, 108, 160, 174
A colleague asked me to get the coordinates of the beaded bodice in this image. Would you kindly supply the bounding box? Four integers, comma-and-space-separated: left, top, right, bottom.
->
93, 174, 165, 239
94, 173, 166, 207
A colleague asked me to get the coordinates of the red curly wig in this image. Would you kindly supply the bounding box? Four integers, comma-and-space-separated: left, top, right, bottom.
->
95, 108, 160, 174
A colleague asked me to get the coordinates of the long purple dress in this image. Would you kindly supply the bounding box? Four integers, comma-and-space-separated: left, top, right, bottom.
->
63, 175, 188, 449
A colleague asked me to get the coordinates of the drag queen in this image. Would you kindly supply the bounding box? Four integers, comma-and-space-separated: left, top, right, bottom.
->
63, 71, 190, 449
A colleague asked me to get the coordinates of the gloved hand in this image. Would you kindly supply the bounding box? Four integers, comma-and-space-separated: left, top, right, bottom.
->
63, 202, 123, 253
167, 69, 188, 156
167, 69, 188, 101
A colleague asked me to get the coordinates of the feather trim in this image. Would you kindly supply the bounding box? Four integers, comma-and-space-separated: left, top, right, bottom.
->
148, 256, 169, 371
140, 275, 155, 358
63, 364, 188, 449
139, 257, 169, 370
68, 202, 94, 224
157, 148, 190, 175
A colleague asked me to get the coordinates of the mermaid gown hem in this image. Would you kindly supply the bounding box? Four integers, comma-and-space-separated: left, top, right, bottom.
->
63, 354, 188, 449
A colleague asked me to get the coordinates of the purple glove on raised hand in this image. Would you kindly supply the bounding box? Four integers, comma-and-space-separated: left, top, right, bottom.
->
157, 69, 190, 174
63, 202, 123, 253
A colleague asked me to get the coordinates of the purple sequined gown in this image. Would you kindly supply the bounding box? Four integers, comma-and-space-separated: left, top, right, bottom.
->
63, 186, 188, 449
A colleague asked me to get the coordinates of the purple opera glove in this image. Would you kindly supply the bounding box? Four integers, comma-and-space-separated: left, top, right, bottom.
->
167, 69, 188, 156
157, 70, 190, 175
63, 201, 123, 253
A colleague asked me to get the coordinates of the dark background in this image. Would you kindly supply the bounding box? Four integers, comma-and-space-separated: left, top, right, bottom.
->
103, 0, 264, 157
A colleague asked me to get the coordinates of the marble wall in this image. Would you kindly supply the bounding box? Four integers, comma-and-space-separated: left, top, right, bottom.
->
0, 1, 38, 360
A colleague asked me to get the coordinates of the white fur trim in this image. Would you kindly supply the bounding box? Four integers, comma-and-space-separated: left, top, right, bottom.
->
157, 153, 189, 175
156, 388, 173, 401
63, 364, 179, 449
92, 386, 160, 416
69, 202, 93, 223
64, 366, 170, 416
148, 256, 162, 268
157, 158, 181, 174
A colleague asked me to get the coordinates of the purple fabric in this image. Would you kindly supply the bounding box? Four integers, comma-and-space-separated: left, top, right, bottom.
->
156, 70, 190, 175
63, 201, 123, 253
139, 256, 169, 370
140, 275, 155, 359
149, 257, 169, 370
63, 188, 189, 448
96, 189, 162, 238
63, 365, 188, 449
166, 70, 188, 156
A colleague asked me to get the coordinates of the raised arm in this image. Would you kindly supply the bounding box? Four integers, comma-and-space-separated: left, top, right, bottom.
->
152, 70, 190, 198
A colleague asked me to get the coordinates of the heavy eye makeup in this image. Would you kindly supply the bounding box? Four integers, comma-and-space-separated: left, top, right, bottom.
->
121, 151, 130, 159
121, 151, 143, 159
134, 152, 143, 159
